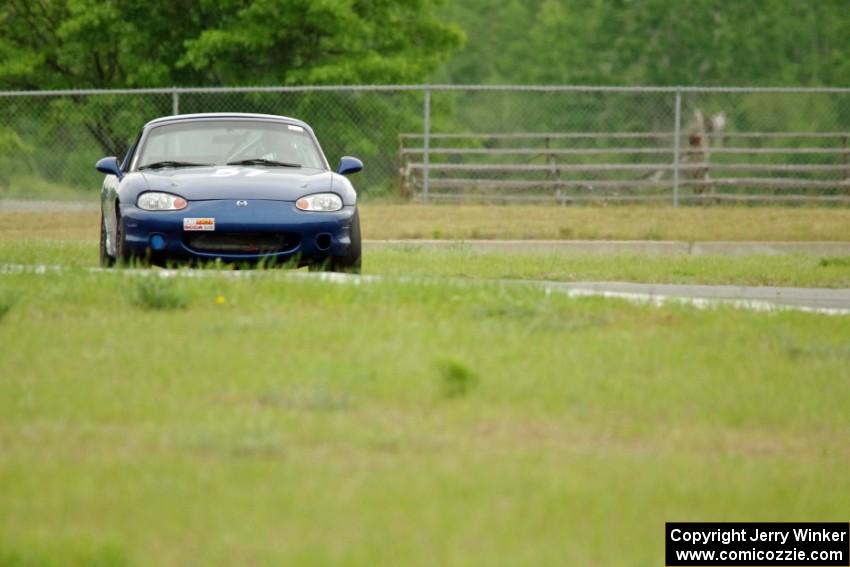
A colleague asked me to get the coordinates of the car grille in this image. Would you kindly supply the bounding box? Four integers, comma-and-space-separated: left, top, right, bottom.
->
184, 232, 300, 254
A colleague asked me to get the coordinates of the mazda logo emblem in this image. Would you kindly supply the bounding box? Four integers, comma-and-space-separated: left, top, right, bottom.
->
236, 200, 248, 207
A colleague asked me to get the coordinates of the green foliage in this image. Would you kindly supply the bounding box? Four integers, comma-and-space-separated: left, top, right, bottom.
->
130, 277, 189, 311
0, 127, 34, 188
438, 0, 850, 87
179, 0, 464, 85
437, 358, 478, 398
819, 257, 850, 268
0, 1, 462, 90
6, 0, 847, 92
0, 0, 463, 193
4, 1, 850, 195
0, 128, 30, 154
0, 292, 15, 323
431, 0, 850, 142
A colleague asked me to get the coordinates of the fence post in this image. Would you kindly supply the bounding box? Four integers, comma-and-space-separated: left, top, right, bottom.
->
422, 87, 431, 204
172, 88, 180, 115
672, 88, 682, 207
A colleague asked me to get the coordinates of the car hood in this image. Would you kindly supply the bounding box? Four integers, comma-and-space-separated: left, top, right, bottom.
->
139, 166, 334, 201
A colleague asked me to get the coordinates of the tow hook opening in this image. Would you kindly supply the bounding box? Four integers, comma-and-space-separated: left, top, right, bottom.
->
314, 233, 332, 252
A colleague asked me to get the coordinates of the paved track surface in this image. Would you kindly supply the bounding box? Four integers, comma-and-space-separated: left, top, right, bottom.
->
538, 280, 850, 314
2, 263, 848, 315
0, 199, 97, 213
366, 239, 850, 256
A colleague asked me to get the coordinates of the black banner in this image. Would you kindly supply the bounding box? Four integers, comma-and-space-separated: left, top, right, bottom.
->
666, 522, 849, 566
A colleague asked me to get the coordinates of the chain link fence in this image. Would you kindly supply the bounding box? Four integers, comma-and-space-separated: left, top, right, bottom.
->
2, 85, 850, 204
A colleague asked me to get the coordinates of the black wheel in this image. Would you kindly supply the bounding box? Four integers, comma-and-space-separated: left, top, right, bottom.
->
114, 214, 134, 266
99, 212, 115, 267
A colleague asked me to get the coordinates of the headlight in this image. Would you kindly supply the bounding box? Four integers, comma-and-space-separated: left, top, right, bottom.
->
137, 192, 188, 211
296, 193, 343, 212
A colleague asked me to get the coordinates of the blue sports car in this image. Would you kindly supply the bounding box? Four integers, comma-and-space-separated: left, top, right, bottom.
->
96, 113, 362, 272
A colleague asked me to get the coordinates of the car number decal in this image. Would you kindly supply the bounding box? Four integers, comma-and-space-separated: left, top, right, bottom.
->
183, 218, 215, 231
210, 167, 267, 177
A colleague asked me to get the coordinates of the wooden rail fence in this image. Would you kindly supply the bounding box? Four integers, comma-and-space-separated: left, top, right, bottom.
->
399, 132, 850, 204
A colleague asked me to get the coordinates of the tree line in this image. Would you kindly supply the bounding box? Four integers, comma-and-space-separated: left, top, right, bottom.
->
1, 0, 848, 193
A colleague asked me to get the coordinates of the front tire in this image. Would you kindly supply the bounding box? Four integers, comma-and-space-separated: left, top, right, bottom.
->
99, 212, 115, 267
114, 214, 135, 266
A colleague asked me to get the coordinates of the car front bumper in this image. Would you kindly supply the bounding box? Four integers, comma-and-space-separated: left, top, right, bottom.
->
120, 199, 356, 265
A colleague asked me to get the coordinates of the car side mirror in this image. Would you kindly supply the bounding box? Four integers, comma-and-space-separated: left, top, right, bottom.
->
96, 156, 123, 180
337, 156, 363, 175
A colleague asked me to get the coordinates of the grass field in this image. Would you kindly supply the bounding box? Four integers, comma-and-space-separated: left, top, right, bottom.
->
1, 268, 849, 566
3, 204, 850, 242
0, 176, 92, 202
3, 240, 850, 288
1, 205, 849, 565
3, 204, 850, 288
360, 204, 850, 242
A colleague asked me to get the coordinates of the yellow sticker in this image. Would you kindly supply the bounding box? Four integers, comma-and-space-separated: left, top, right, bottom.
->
183, 218, 215, 231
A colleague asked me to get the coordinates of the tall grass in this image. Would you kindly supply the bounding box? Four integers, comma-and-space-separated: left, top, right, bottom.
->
129, 277, 189, 311
1, 270, 848, 565
0, 293, 14, 322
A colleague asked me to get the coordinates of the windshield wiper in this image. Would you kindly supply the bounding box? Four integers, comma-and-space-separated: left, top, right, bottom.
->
138, 161, 211, 170
226, 158, 301, 167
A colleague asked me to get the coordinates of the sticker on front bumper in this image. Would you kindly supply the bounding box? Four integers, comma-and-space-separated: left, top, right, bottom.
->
183, 218, 215, 231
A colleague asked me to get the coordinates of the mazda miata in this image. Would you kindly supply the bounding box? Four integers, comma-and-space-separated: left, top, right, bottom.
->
96, 113, 362, 271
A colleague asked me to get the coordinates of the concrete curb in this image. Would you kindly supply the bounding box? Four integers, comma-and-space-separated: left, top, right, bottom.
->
544, 280, 850, 312
3, 262, 849, 314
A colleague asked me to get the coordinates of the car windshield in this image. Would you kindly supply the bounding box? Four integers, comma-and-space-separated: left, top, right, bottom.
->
135, 120, 326, 170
